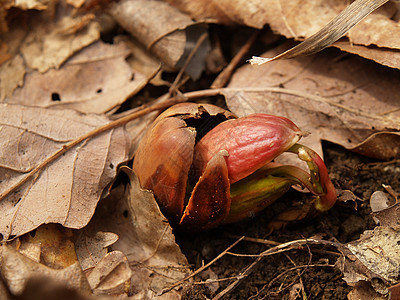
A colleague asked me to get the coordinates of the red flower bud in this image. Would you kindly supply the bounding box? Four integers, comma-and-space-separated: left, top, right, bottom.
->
192, 114, 303, 184
133, 103, 337, 231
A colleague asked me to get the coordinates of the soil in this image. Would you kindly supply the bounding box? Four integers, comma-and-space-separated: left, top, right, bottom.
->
175, 142, 400, 299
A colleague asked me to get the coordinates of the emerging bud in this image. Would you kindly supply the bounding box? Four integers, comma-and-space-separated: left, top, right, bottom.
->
192, 114, 304, 184
133, 103, 337, 231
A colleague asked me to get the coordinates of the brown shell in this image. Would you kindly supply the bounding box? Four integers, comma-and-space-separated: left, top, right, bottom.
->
133, 102, 235, 225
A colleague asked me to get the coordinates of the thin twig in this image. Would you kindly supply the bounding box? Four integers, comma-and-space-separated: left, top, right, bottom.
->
211, 30, 259, 89
169, 32, 208, 95
227, 234, 342, 257
213, 253, 264, 300
159, 236, 244, 296
213, 237, 343, 299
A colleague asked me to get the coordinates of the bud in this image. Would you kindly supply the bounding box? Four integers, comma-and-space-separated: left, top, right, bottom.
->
192, 114, 303, 184
133, 103, 337, 231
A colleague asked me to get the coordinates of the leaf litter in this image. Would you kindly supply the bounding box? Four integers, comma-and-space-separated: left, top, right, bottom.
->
0, 0, 400, 299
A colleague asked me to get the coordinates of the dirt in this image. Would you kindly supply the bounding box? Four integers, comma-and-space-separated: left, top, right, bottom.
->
175, 142, 400, 299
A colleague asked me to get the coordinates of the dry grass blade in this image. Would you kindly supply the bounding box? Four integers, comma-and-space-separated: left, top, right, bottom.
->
249, 0, 389, 65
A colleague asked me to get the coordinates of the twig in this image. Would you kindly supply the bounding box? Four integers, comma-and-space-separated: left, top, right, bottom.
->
213, 237, 343, 299
159, 236, 244, 296
169, 32, 208, 95
213, 253, 264, 300
211, 30, 259, 89
227, 234, 342, 257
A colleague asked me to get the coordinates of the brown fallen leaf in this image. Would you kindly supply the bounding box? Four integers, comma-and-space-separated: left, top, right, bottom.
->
0, 244, 90, 296
0, 276, 11, 300
223, 45, 400, 160
372, 202, 400, 229
5, 40, 150, 114
348, 13, 400, 49
389, 282, 400, 300
347, 281, 387, 300
18, 224, 78, 269
16, 277, 96, 300
116, 35, 165, 86
78, 169, 190, 298
0, 54, 25, 101
0, 104, 130, 240
75, 230, 119, 271
346, 226, 400, 284
334, 40, 400, 70
86, 250, 132, 295
165, 0, 394, 40
110, 0, 210, 79
19, 6, 100, 73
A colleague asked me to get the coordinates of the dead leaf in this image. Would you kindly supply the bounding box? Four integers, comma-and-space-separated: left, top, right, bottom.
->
165, 0, 394, 38
110, 0, 210, 79
16, 277, 96, 300
0, 54, 25, 101
0, 244, 90, 296
0, 104, 130, 240
5, 40, 149, 114
75, 230, 119, 271
78, 169, 190, 298
0, 42, 12, 65
373, 203, 400, 229
347, 281, 387, 300
19, 6, 100, 72
223, 45, 400, 160
115, 35, 165, 86
389, 282, 400, 300
348, 13, 400, 49
347, 226, 400, 284
370, 191, 391, 213
16, 224, 78, 270
12, 0, 49, 10
334, 40, 400, 70
86, 250, 132, 295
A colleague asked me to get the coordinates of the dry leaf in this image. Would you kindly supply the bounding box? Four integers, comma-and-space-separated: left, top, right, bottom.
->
79, 169, 190, 298
110, 0, 210, 79
0, 276, 11, 300
348, 13, 400, 49
165, 0, 393, 38
5, 40, 149, 114
0, 244, 90, 296
17, 224, 78, 269
115, 35, 165, 86
223, 45, 400, 160
347, 226, 400, 283
347, 281, 387, 300
334, 40, 400, 70
373, 203, 400, 229
389, 282, 400, 300
76, 230, 119, 271
19, 6, 100, 72
0, 104, 130, 240
0, 54, 25, 101
86, 250, 132, 295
